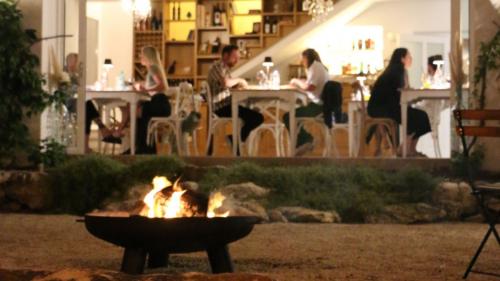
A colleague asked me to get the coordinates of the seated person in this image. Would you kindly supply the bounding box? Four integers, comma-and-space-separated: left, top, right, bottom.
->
63, 53, 115, 153
207, 45, 263, 155
285, 48, 330, 156
367, 48, 431, 157
121, 46, 171, 154
426, 54, 444, 84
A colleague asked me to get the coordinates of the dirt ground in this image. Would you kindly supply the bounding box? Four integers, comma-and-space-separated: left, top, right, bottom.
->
0, 214, 498, 281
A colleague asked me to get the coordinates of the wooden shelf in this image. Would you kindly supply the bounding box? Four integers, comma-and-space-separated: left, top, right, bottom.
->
197, 55, 220, 59
135, 30, 163, 34
197, 27, 228, 31
232, 13, 262, 16
166, 40, 195, 45
263, 12, 294, 16
168, 74, 195, 79
230, 34, 260, 38
166, 20, 196, 23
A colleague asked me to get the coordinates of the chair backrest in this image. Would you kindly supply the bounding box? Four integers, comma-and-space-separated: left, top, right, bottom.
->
165, 87, 181, 116
200, 81, 215, 124
177, 82, 194, 116
454, 110, 500, 139
453, 109, 500, 186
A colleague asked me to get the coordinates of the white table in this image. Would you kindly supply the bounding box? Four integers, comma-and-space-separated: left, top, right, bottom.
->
231, 86, 307, 157
400, 89, 450, 158
86, 90, 151, 155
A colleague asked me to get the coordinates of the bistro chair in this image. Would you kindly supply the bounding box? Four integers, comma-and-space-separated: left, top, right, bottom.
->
201, 82, 243, 156
355, 82, 398, 157
454, 109, 500, 279
247, 100, 288, 157
294, 115, 348, 157
146, 87, 182, 155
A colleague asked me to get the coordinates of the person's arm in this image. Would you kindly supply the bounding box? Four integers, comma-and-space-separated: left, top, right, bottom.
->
290, 78, 316, 92
225, 77, 248, 89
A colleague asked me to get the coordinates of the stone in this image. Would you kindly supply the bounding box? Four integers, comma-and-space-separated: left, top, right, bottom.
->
126, 184, 151, 200
275, 207, 341, 223
487, 198, 500, 212
102, 199, 144, 215
227, 200, 269, 221
219, 182, 270, 201
464, 214, 485, 223
432, 181, 478, 220
267, 209, 288, 223
0, 268, 274, 281
368, 203, 447, 224
4, 183, 49, 211
182, 181, 199, 191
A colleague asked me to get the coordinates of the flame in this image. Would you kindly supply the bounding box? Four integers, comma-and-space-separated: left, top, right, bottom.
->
207, 192, 230, 218
140, 176, 229, 219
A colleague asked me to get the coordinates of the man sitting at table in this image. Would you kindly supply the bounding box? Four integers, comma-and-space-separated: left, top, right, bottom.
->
207, 45, 263, 154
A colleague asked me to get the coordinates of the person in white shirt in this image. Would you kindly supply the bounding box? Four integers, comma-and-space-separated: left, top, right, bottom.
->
285, 48, 330, 156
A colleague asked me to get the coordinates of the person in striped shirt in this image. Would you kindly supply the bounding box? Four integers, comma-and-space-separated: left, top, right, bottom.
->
207, 45, 263, 153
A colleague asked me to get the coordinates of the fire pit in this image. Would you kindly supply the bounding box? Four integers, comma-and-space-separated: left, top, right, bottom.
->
82, 177, 260, 275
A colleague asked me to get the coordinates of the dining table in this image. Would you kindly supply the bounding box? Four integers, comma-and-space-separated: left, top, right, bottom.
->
400, 88, 451, 158
230, 85, 307, 157
86, 89, 151, 155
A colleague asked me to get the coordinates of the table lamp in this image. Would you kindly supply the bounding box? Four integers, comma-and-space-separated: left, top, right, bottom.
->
262, 56, 274, 81
102, 58, 114, 89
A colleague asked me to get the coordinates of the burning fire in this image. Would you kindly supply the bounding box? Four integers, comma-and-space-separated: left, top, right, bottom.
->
140, 176, 229, 219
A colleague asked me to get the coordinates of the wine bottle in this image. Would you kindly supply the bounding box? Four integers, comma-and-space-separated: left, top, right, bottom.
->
151, 10, 158, 30
271, 20, 278, 34
264, 17, 270, 34
172, 2, 176, 21
158, 12, 163, 30
213, 4, 221, 26
177, 2, 181, 21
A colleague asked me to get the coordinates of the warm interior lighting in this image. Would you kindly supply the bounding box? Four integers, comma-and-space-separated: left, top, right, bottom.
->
302, 0, 334, 21
122, 0, 151, 19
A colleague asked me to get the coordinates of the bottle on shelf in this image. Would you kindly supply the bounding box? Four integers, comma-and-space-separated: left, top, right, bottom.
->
145, 14, 151, 30
213, 4, 221, 26
172, 2, 176, 21
151, 9, 158, 30
177, 2, 181, 21
158, 12, 163, 30
271, 19, 278, 34
264, 17, 271, 34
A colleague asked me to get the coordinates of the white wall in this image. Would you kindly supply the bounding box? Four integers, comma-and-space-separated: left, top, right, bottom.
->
87, 1, 133, 86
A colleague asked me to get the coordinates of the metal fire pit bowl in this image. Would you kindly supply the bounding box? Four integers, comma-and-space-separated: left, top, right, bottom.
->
83, 214, 260, 275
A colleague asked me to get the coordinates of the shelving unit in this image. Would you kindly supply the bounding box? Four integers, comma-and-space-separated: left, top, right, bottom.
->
132, 0, 311, 88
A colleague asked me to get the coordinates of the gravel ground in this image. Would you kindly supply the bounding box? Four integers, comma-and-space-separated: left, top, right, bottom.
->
0, 214, 498, 281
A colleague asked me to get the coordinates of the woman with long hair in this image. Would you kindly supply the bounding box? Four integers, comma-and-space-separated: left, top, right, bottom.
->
285, 48, 330, 156
117, 46, 171, 154
368, 47, 431, 157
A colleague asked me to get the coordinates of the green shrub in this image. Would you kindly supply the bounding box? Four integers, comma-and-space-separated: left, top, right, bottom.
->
28, 138, 68, 168
121, 156, 185, 184
198, 162, 438, 222
451, 145, 485, 180
0, 1, 51, 166
46, 155, 126, 214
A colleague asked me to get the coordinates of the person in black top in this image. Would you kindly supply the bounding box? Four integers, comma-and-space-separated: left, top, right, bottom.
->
368, 48, 431, 157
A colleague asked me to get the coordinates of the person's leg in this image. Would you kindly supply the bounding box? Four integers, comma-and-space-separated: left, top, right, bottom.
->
406, 107, 431, 156
85, 101, 112, 152
237, 106, 264, 142
283, 103, 323, 147
137, 94, 171, 154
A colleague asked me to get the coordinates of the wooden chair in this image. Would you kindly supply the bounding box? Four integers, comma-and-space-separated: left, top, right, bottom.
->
146, 87, 182, 154
355, 82, 398, 157
201, 82, 242, 156
454, 109, 500, 279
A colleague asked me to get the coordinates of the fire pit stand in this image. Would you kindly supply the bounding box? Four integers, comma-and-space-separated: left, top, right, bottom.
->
120, 245, 233, 274
83, 214, 260, 275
